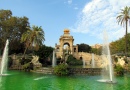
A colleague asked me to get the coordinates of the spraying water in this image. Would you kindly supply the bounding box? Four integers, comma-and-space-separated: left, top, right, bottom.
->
102, 30, 113, 82
52, 50, 56, 67
83, 59, 85, 68
98, 30, 116, 83
0, 40, 9, 75
91, 53, 95, 68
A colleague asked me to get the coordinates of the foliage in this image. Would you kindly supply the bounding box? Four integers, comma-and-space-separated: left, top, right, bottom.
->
78, 43, 92, 52
0, 9, 29, 54
112, 56, 118, 63
114, 64, 124, 76
21, 25, 45, 57
54, 63, 69, 76
8, 57, 13, 68
66, 55, 83, 66
34, 45, 54, 66
116, 6, 130, 57
91, 47, 102, 55
110, 33, 130, 56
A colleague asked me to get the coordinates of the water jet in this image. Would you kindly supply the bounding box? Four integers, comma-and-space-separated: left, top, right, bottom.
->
0, 40, 9, 76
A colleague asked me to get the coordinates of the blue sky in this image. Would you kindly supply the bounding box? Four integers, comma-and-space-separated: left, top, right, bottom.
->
0, 0, 130, 47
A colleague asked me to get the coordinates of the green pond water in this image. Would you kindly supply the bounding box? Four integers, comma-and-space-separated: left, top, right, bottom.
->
0, 70, 130, 90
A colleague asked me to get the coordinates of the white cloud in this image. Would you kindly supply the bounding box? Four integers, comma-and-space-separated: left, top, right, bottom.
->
68, 0, 72, 4
71, 0, 130, 42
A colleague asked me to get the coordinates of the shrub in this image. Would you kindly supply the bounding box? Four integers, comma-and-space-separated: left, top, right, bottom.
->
115, 64, 124, 76
8, 57, 13, 68
54, 63, 69, 76
66, 55, 82, 66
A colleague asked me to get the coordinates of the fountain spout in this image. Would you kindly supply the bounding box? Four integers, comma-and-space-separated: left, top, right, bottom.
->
98, 30, 116, 84
0, 40, 9, 75
91, 53, 95, 68
52, 50, 56, 67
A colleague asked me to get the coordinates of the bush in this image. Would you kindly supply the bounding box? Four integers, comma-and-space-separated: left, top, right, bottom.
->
115, 64, 124, 76
66, 55, 83, 66
54, 63, 69, 76
8, 57, 13, 68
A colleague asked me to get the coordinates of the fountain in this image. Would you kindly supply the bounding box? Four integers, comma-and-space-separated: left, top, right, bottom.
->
0, 40, 9, 76
52, 50, 56, 67
83, 59, 86, 68
98, 30, 116, 83
91, 53, 95, 68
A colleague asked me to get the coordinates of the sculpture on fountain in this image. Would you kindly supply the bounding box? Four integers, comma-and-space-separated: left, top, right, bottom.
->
31, 56, 42, 69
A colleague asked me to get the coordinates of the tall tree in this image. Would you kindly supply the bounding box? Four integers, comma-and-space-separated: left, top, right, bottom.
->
0, 10, 29, 54
21, 25, 45, 57
116, 6, 130, 57
34, 45, 54, 65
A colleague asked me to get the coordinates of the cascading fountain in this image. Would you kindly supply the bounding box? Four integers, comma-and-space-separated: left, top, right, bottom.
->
91, 53, 95, 68
0, 40, 9, 76
83, 59, 86, 68
52, 50, 56, 67
98, 30, 116, 83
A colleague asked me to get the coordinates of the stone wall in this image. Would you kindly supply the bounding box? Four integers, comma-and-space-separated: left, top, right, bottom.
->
68, 68, 102, 75
73, 52, 102, 68
33, 67, 102, 75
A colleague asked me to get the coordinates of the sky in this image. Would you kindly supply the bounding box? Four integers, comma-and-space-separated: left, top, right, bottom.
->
0, 0, 130, 47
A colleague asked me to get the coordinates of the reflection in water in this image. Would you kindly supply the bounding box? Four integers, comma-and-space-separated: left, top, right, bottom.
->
34, 76, 48, 80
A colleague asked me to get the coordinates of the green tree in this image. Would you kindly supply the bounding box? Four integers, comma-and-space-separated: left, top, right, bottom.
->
110, 33, 130, 56
91, 47, 102, 55
54, 63, 69, 76
34, 45, 54, 66
0, 9, 29, 54
78, 43, 92, 52
116, 6, 130, 57
21, 25, 45, 57
66, 55, 83, 66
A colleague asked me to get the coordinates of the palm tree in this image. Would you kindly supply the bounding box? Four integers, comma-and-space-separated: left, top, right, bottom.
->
116, 6, 130, 58
21, 25, 45, 58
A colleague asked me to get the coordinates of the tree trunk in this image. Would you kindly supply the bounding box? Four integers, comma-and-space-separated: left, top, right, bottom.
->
23, 47, 28, 58
125, 20, 128, 61
22, 42, 31, 58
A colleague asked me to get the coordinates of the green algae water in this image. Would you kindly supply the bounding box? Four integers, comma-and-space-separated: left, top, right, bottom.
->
0, 71, 130, 90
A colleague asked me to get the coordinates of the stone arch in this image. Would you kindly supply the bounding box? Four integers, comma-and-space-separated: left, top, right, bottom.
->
80, 57, 82, 60
55, 29, 78, 58
63, 42, 71, 54
74, 47, 76, 52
